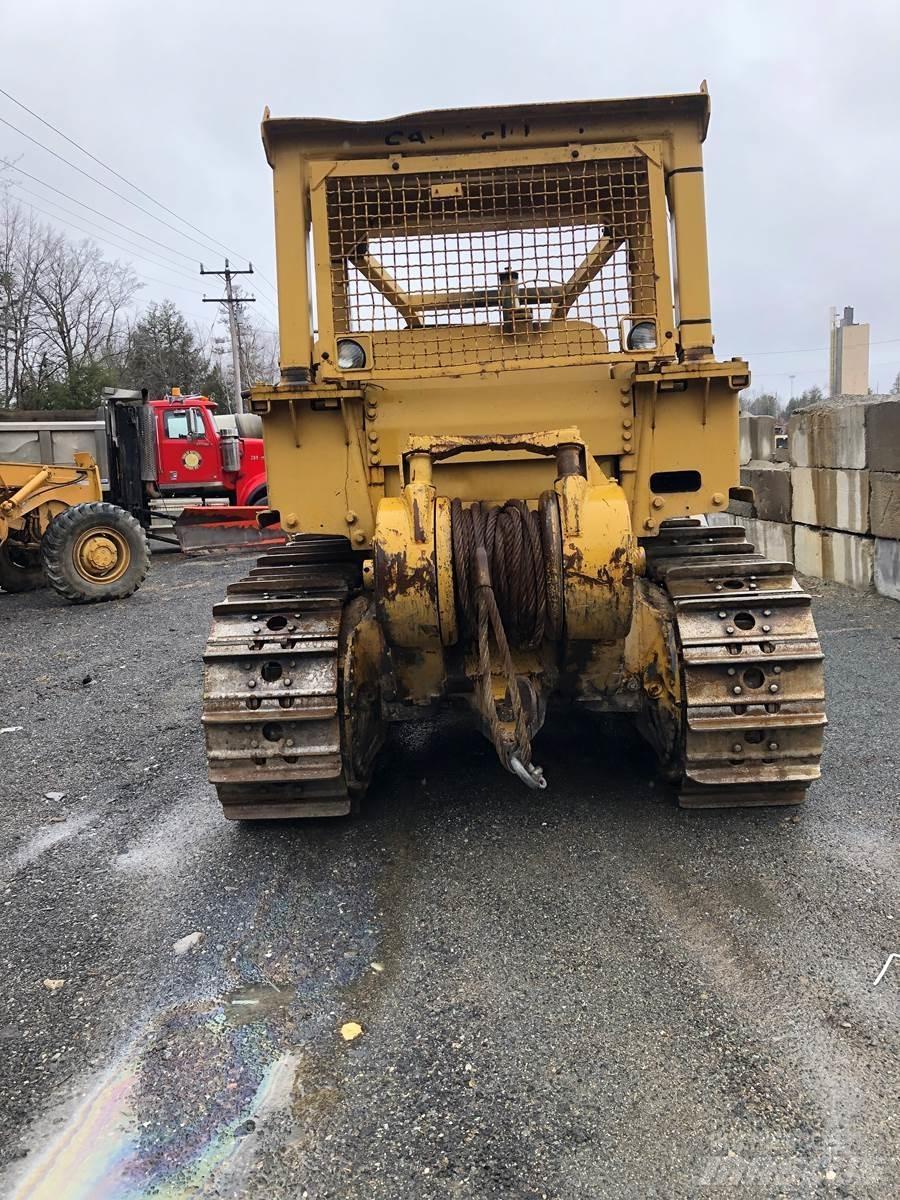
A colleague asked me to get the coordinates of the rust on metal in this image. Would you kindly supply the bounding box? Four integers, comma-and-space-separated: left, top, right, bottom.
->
174, 507, 286, 555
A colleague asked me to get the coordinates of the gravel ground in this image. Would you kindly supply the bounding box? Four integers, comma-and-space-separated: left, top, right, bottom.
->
0, 552, 897, 1199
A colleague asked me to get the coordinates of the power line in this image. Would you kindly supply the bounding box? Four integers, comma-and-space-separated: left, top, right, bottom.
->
135, 272, 211, 298
0, 111, 242, 261
0, 84, 252, 265
6, 181, 279, 327
0, 86, 278, 299
747, 337, 900, 357
753, 359, 900, 380
9, 183, 203, 280
3, 159, 203, 263
11, 194, 209, 297
8, 180, 279, 322
252, 268, 278, 298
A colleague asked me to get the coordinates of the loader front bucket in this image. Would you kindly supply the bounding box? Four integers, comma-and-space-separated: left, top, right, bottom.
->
172, 507, 286, 555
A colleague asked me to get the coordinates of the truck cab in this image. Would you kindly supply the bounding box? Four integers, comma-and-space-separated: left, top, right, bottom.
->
150, 391, 267, 506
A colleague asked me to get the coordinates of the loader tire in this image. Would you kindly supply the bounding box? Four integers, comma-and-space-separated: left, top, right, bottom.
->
41, 502, 150, 604
0, 543, 45, 593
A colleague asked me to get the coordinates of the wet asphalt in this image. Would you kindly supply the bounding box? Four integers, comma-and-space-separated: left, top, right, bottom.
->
0, 552, 898, 1199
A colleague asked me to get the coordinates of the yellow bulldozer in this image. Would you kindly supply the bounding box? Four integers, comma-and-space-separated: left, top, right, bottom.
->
202, 86, 826, 819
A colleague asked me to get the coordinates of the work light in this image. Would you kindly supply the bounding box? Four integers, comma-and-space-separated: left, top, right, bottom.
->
337, 339, 367, 369
626, 321, 656, 351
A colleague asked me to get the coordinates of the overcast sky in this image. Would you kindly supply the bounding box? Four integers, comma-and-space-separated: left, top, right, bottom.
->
3, 0, 899, 396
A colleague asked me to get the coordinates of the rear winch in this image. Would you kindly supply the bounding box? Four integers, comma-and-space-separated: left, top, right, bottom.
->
451, 499, 553, 787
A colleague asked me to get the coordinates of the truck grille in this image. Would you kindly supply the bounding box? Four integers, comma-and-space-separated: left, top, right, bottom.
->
324, 154, 656, 372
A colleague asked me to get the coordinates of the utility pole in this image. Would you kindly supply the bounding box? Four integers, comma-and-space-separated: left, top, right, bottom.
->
201, 259, 255, 414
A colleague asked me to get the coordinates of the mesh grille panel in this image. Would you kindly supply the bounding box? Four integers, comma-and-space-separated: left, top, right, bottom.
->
324, 156, 656, 372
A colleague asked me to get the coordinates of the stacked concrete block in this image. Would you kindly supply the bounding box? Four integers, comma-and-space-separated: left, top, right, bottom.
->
782, 396, 900, 593
791, 467, 869, 534
794, 525, 874, 589
732, 418, 788, 556
741, 460, 792, 523
718, 400, 899, 598
875, 539, 900, 601
724, 403, 897, 595
739, 415, 775, 465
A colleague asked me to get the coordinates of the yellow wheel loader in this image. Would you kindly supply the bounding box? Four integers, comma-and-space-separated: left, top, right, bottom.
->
0, 453, 149, 602
202, 87, 826, 818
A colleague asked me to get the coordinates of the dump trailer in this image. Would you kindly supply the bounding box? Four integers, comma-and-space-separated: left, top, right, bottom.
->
0, 411, 109, 482
0, 454, 149, 601
202, 87, 826, 819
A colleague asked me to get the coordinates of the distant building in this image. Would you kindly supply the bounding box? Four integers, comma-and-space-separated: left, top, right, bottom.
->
829, 306, 869, 397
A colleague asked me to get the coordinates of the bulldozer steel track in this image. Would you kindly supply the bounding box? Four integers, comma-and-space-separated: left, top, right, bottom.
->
643, 519, 826, 808
202, 535, 362, 820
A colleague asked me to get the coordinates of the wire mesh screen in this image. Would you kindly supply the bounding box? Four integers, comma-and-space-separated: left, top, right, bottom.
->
323, 155, 656, 372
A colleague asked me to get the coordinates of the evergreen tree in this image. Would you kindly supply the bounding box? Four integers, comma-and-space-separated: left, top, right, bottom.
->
123, 301, 211, 399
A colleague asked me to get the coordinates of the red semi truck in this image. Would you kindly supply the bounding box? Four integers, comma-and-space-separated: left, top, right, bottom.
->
147, 389, 268, 507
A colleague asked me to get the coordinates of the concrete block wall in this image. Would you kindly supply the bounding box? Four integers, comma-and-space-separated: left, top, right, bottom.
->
722, 403, 900, 598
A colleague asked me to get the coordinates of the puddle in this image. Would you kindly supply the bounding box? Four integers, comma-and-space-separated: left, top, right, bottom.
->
9, 1038, 300, 1200
10, 1059, 138, 1200
6, 844, 386, 1197
222, 982, 296, 1026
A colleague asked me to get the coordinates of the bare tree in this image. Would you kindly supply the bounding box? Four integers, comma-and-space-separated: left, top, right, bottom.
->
32, 236, 138, 384
0, 194, 139, 407
740, 390, 780, 417
231, 287, 279, 388
1, 197, 50, 406
237, 315, 279, 387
